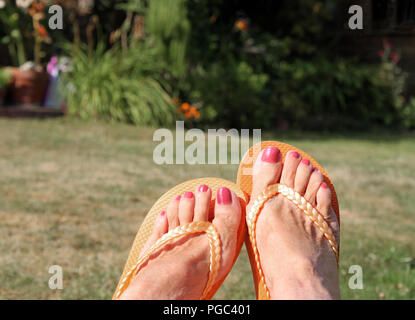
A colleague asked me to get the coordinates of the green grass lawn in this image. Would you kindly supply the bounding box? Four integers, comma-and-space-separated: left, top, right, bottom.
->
0, 118, 414, 299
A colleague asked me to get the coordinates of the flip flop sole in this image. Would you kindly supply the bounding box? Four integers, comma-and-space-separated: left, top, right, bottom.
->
237, 140, 340, 300
113, 177, 247, 300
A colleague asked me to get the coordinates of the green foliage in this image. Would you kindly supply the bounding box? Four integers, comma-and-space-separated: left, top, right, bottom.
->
181, 0, 415, 130
0, 3, 27, 66
268, 58, 406, 129
60, 0, 415, 130
146, 0, 190, 77
63, 41, 177, 126
187, 60, 269, 128
0, 67, 11, 89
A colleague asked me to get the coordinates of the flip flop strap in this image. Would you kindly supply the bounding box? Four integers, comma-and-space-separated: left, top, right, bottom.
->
114, 221, 221, 300
247, 183, 339, 299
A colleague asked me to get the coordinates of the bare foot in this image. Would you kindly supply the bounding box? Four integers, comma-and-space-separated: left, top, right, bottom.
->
247, 146, 340, 299
119, 185, 242, 299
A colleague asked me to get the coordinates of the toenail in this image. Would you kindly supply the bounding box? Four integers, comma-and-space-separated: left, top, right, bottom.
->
184, 191, 194, 198
160, 210, 166, 216
217, 187, 232, 205
290, 151, 300, 159
261, 146, 281, 163
321, 182, 328, 189
312, 167, 319, 173
175, 195, 181, 201
198, 184, 209, 192
301, 158, 310, 166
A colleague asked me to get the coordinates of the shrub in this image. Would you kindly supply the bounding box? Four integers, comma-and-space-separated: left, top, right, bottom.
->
63, 41, 177, 126
269, 58, 406, 130
186, 60, 269, 128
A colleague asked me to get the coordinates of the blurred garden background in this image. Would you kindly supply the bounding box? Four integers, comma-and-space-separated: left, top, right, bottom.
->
0, 0, 414, 299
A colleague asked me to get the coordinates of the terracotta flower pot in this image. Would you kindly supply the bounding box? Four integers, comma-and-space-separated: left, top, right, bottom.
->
10, 68, 49, 105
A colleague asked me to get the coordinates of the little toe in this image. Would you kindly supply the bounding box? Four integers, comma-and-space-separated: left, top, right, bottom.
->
140, 211, 168, 256
316, 182, 332, 219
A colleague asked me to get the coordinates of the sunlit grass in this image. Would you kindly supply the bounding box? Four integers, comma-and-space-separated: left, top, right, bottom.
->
0, 118, 414, 299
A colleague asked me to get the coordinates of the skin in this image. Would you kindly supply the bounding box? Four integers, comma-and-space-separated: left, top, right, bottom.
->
119, 147, 340, 300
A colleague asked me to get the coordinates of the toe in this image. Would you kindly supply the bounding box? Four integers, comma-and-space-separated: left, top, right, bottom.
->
140, 211, 168, 256
251, 146, 283, 200
194, 185, 211, 221
294, 158, 313, 195
179, 191, 195, 225
280, 150, 302, 188
316, 182, 331, 218
316, 182, 340, 244
213, 187, 242, 280
304, 168, 324, 206
167, 196, 180, 230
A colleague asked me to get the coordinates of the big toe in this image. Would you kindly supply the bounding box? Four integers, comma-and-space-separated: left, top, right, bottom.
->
212, 187, 242, 281
251, 146, 283, 201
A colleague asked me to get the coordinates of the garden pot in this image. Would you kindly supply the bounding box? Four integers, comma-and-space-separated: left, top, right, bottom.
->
10, 68, 49, 105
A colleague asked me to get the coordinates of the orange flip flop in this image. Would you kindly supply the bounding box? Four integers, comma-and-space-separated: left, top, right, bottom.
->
112, 177, 247, 300
237, 141, 340, 300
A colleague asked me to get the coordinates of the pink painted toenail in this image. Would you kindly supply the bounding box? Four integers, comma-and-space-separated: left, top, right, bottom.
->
184, 191, 194, 198
175, 195, 181, 201
312, 167, 319, 173
160, 210, 166, 216
301, 158, 310, 166
198, 184, 209, 192
290, 151, 300, 159
321, 182, 328, 189
261, 146, 281, 163
217, 187, 232, 205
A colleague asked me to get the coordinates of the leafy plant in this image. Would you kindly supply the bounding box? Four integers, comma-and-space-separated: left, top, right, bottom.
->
186, 60, 269, 128
0, 67, 11, 88
62, 41, 177, 126
0, 0, 51, 68
0, 1, 27, 66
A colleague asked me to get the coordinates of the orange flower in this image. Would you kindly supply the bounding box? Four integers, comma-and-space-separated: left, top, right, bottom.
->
235, 19, 248, 32
189, 107, 200, 119
181, 102, 190, 111
177, 102, 200, 119
36, 24, 48, 38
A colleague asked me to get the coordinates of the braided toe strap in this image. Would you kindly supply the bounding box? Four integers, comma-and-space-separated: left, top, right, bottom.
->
247, 183, 339, 299
114, 221, 221, 300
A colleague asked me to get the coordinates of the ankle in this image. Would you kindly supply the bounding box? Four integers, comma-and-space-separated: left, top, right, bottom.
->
269, 257, 338, 300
